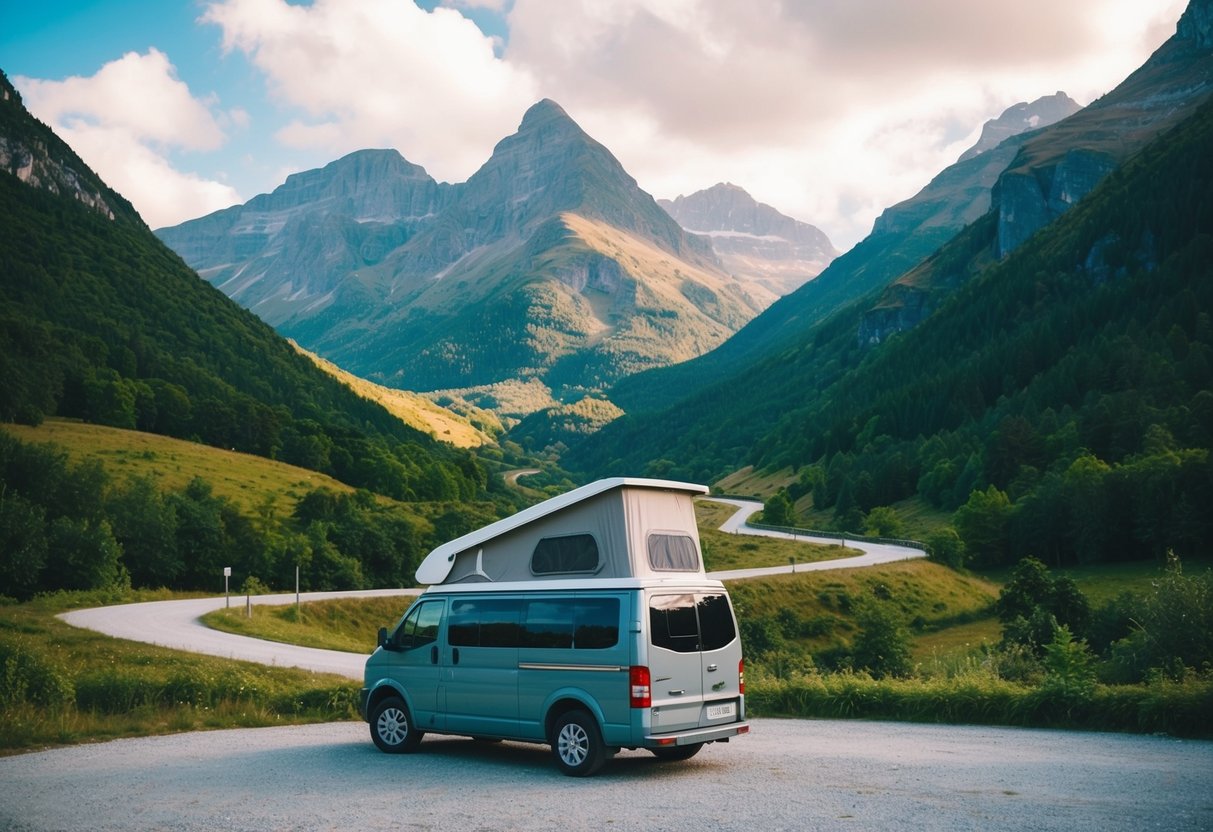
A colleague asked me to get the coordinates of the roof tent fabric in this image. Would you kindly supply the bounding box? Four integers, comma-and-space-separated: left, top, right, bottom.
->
415, 478, 708, 585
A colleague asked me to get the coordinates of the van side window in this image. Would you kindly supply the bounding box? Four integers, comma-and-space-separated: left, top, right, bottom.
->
572, 598, 620, 649
449, 598, 522, 647
396, 600, 443, 650
531, 534, 600, 575
647, 533, 700, 571
649, 593, 737, 653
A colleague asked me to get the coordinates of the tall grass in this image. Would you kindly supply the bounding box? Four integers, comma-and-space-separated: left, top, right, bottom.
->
747, 670, 1213, 738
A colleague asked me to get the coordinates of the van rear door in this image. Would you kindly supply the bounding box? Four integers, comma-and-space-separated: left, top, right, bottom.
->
646, 591, 742, 733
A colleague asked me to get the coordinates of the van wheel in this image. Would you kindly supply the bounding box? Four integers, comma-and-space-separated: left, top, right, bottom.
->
370, 696, 423, 753
551, 710, 607, 777
650, 742, 703, 761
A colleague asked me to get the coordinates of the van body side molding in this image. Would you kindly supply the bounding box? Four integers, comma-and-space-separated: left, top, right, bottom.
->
518, 662, 627, 673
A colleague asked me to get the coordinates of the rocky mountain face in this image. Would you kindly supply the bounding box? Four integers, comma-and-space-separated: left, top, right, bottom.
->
158, 100, 759, 424
0, 72, 131, 223
659, 183, 837, 300
957, 92, 1080, 163
993, 0, 1213, 257
859, 0, 1213, 345
610, 93, 1079, 416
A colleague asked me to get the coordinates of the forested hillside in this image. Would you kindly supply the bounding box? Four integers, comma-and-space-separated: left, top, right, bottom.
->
0, 70, 511, 598
0, 71, 488, 505
569, 94, 1213, 568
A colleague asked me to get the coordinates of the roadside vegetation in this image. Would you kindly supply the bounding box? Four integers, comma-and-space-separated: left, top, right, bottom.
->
0, 589, 357, 755
743, 553, 1212, 738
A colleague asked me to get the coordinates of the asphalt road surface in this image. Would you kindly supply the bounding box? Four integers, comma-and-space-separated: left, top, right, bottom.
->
2, 718, 1210, 831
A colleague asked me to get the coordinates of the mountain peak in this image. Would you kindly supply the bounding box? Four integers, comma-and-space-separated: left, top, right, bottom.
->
957, 92, 1081, 162
521, 98, 573, 125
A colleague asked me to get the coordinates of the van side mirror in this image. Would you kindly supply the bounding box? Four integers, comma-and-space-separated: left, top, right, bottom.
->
377, 626, 390, 650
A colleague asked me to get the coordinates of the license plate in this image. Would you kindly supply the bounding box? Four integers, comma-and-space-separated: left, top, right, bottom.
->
706, 702, 735, 720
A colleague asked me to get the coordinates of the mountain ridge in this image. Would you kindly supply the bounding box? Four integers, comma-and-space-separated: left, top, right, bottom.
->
158, 99, 762, 423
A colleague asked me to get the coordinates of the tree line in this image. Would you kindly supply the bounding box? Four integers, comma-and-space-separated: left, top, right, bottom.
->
0, 433, 498, 601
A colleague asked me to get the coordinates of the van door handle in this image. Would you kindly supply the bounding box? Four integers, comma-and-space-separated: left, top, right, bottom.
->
706, 664, 718, 672
430, 646, 438, 665
668, 689, 685, 696
452, 648, 460, 665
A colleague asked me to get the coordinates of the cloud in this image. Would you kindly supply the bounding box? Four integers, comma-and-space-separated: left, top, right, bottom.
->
504, 0, 1188, 248
201, 0, 538, 183
16, 49, 242, 228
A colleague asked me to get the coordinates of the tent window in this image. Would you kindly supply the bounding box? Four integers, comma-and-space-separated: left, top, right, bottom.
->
531, 534, 600, 575
647, 533, 699, 571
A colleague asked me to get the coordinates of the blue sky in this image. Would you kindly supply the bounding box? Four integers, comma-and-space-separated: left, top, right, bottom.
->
0, 1, 1189, 248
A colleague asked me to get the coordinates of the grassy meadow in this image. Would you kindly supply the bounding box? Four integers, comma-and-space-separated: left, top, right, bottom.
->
1, 418, 353, 517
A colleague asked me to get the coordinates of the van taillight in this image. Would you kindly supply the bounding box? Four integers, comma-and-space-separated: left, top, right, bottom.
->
629, 665, 651, 708
739, 659, 745, 695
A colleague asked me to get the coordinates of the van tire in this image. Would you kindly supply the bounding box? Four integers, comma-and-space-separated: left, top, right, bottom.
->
370, 696, 423, 754
650, 742, 703, 761
551, 710, 607, 777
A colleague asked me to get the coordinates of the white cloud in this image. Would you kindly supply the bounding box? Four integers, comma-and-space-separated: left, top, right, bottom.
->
16, 49, 242, 228
504, 0, 1189, 248
201, 0, 539, 183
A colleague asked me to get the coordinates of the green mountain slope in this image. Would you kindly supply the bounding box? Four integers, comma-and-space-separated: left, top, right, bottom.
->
568, 91, 1213, 567
0, 69, 489, 506
609, 3, 1213, 417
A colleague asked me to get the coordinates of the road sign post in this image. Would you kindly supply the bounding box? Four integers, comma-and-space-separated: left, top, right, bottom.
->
224, 566, 232, 608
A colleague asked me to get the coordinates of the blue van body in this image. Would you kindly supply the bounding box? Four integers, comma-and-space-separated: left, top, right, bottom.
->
359, 479, 748, 776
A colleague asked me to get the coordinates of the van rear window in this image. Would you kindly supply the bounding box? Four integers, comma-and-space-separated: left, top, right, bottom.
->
649, 593, 737, 653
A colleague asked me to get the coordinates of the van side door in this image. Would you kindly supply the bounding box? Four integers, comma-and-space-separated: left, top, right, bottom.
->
388, 598, 446, 730
444, 597, 522, 736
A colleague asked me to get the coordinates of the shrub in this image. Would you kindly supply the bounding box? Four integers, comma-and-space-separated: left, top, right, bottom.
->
0, 638, 75, 709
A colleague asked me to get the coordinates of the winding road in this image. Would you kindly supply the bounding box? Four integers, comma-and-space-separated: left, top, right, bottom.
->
58, 498, 921, 678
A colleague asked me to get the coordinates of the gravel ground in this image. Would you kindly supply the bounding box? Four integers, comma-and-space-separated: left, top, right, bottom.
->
3, 718, 1210, 832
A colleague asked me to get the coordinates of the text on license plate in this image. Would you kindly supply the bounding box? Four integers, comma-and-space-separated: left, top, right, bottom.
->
706, 702, 736, 720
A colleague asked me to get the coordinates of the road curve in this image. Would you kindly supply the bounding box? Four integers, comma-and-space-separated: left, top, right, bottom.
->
59, 589, 418, 679
705, 497, 925, 580
58, 498, 920, 679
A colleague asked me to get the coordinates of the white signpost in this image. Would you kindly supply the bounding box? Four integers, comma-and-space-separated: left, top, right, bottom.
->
223, 566, 232, 608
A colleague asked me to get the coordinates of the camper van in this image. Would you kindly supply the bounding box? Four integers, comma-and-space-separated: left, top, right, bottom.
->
359, 477, 749, 776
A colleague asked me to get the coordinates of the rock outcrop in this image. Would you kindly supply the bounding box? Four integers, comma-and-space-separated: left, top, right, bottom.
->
659, 183, 837, 299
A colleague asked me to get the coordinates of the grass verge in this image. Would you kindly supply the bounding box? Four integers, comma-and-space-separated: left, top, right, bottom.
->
0, 589, 359, 755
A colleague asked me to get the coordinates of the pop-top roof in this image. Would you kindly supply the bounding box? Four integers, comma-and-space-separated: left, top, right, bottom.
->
414, 477, 708, 585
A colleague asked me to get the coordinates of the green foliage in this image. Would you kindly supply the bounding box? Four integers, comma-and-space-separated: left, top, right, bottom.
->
762, 490, 794, 526
1106, 553, 1213, 682
0, 590, 358, 752
925, 527, 965, 569
863, 505, 904, 538
954, 486, 1012, 567
851, 600, 913, 678
996, 557, 1092, 655
1041, 625, 1097, 704
0, 431, 447, 597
